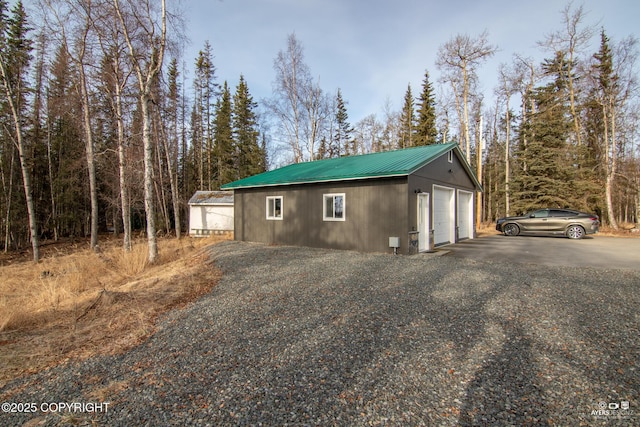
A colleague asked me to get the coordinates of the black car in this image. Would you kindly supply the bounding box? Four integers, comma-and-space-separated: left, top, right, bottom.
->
496, 208, 600, 239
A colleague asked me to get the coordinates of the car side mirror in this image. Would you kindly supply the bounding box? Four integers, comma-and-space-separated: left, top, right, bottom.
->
529, 214, 535, 218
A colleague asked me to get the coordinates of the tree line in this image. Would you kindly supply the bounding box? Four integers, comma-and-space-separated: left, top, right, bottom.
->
1, 1, 638, 263
0, 0, 265, 261
267, 5, 639, 232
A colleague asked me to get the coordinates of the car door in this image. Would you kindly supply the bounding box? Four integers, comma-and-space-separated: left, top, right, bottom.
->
521, 209, 550, 233
548, 209, 573, 232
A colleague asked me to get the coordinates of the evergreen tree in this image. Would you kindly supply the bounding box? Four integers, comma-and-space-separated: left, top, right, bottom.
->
590, 29, 620, 226
512, 52, 576, 212
233, 75, 264, 178
399, 84, 415, 148
163, 58, 182, 237
316, 136, 328, 159
334, 89, 353, 155
48, 43, 85, 237
415, 70, 438, 145
193, 41, 219, 189
214, 81, 234, 187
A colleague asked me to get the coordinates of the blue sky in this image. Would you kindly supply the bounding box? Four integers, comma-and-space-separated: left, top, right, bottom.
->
184, 0, 639, 123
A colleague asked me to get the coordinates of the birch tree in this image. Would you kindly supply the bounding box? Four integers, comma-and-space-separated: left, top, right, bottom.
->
0, 0, 39, 261
541, 1, 595, 146
436, 30, 496, 162
113, 0, 166, 263
496, 60, 525, 216
93, 5, 134, 250
269, 33, 328, 162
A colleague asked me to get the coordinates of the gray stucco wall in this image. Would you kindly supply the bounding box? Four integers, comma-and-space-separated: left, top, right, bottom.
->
234, 177, 409, 253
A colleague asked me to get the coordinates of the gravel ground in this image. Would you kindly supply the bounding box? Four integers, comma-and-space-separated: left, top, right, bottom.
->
1, 241, 638, 426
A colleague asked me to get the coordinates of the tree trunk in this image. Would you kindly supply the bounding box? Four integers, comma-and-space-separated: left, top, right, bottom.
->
114, 0, 166, 263
635, 186, 640, 229
605, 100, 619, 229
2, 144, 15, 252
78, 65, 100, 250
141, 93, 158, 262
46, 122, 58, 241
462, 67, 471, 163
0, 60, 40, 262
160, 114, 181, 239
504, 90, 511, 217
475, 114, 482, 230
16, 136, 39, 262
114, 78, 131, 251
154, 117, 170, 234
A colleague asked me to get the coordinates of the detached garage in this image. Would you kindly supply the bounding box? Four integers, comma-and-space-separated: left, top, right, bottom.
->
188, 191, 234, 236
221, 143, 481, 254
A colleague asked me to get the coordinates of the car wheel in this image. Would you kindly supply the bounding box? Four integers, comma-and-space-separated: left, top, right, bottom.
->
566, 225, 585, 239
503, 223, 520, 236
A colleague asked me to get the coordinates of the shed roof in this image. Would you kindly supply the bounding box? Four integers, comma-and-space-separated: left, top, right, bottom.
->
188, 190, 234, 205
221, 143, 480, 190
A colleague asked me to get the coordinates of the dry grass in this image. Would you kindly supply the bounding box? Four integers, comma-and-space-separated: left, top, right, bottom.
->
0, 234, 230, 386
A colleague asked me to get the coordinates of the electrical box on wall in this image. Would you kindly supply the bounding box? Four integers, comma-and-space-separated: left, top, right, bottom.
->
389, 237, 400, 248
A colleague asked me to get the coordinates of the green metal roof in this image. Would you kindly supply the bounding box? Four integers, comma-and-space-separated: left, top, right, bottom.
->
222, 143, 472, 190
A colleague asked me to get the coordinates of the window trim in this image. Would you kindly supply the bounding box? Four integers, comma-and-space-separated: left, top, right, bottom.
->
323, 193, 346, 221
266, 196, 283, 220
447, 151, 453, 163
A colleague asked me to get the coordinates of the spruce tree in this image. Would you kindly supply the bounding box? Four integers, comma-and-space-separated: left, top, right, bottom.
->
48, 44, 84, 237
334, 89, 353, 155
214, 81, 234, 187
512, 52, 575, 213
590, 29, 619, 227
193, 41, 219, 189
415, 70, 438, 145
399, 84, 415, 148
233, 75, 264, 179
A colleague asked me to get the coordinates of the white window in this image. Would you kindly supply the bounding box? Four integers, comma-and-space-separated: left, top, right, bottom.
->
266, 196, 283, 220
448, 151, 453, 163
323, 193, 345, 221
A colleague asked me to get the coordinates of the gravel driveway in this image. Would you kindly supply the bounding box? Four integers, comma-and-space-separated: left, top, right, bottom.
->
1, 241, 638, 426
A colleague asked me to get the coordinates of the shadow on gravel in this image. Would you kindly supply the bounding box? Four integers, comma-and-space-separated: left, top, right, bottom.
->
458, 323, 549, 426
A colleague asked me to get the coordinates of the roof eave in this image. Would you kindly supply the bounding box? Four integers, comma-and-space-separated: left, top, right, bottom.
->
222, 172, 409, 190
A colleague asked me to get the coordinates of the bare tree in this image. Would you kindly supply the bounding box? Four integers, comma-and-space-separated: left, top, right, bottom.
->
354, 114, 382, 154
436, 30, 497, 162
514, 55, 539, 176
113, 0, 166, 263
94, 8, 134, 251
268, 33, 327, 162
540, 1, 595, 146
496, 59, 527, 217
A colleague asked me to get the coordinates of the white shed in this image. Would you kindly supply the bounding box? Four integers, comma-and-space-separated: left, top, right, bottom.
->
188, 191, 234, 236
